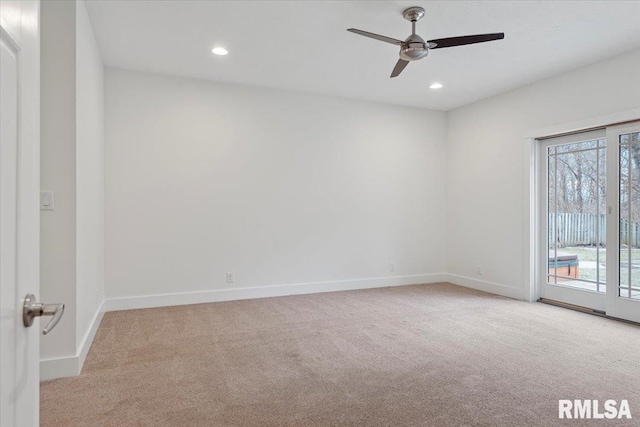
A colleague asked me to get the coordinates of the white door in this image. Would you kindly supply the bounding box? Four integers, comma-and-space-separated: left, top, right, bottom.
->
1, 1, 41, 426
606, 122, 640, 323
538, 129, 608, 311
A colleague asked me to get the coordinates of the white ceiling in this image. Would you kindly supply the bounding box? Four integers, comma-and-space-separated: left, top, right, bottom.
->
85, 1, 640, 111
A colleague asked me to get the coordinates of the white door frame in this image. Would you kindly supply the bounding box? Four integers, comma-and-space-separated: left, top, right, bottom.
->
524, 107, 640, 304
0, 1, 41, 425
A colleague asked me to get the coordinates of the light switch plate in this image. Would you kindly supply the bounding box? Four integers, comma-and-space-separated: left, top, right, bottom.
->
40, 191, 54, 210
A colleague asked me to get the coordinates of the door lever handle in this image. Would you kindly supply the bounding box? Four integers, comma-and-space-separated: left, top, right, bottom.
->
23, 293, 65, 335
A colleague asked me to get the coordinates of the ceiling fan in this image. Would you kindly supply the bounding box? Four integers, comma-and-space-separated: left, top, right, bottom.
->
347, 6, 504, 78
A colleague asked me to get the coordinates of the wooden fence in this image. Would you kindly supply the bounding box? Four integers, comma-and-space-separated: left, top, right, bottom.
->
549, 213, 640, 247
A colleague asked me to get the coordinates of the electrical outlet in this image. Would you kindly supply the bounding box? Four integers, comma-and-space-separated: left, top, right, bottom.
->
389, 262, 396, 273
476, 265, 483, 276
226, 272, 235, 283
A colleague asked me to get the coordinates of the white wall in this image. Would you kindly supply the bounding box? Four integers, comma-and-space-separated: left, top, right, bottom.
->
75, 0, 105, 347
40, 0, 104, 379
446, 49, 640, 299
40, 0, 77, 361
105, 68, 447, 300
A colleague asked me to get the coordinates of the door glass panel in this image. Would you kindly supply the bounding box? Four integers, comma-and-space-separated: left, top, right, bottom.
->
548, 147, 557, 284
597, 143, 607, 289
547, 137, 606, 291
556, 139, 599, 154
619, 132, 640, 300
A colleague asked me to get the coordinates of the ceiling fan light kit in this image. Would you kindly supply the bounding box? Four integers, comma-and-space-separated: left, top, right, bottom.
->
347, 6, 504, 78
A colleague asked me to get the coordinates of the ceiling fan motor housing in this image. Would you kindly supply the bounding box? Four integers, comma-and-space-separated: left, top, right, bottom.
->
400, 34, 429, 61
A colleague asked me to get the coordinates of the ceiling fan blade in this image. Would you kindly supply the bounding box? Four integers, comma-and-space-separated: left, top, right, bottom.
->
347, 28, 403, 46
428, 33, 504, 49
390, 59, 409, 78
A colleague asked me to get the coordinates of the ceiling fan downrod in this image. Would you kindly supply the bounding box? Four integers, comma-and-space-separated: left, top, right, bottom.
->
403, 6, 425, 35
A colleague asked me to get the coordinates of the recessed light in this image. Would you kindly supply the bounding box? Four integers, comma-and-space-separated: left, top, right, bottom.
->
429, 83, 443, 89
212, 47, 228, 56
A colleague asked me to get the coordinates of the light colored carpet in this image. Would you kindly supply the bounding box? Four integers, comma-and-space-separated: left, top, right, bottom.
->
41, 283, 640, 426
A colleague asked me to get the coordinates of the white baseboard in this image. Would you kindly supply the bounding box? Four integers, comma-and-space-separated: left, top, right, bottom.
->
39, 356, 78, 381
444, 273, 525, 300
104, 273, 448, 312
40, 300, 105, 381
78, 300, 105, 371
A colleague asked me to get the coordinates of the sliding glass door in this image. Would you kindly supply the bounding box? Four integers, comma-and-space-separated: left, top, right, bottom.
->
539, 122, 640, 323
